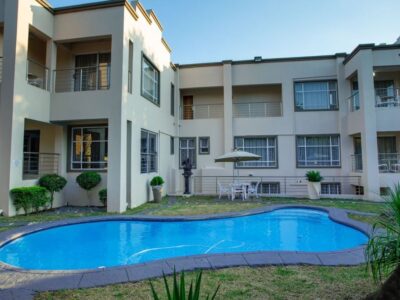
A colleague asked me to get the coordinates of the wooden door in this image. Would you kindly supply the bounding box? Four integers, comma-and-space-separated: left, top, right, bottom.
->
183, 96, 193, 120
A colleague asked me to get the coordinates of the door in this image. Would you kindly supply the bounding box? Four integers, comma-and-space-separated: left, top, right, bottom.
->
23, 130, 40, 175
182, 96, 193, 120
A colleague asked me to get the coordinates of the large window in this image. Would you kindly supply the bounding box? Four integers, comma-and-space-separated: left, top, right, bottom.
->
141, 55, 160, 105
70, 126, 108, 170
128, 40, 133, 93
171, 83, 175, 116
180, 138, 196, 168
234, 136, 277, 168
296, 135, 340, 167
141, 130, 158, 173
74, 53, 111, 91
295, 81, 338, 111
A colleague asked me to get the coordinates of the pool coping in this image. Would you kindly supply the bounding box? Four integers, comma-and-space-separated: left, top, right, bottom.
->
0, 204, 373, 298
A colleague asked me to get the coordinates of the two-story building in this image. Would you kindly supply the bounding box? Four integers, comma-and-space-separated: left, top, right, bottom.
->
0, 0, 399, 216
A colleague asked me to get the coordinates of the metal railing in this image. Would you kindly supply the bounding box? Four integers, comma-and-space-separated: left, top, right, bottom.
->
0, 57, 3, 83
23, 152, 60, 179
27, 59, 50, 91
351, 154, 363, 172
181, 104, 224, 120
378, 153, 400, 173
54, 64, 111, 93
192, 175, 362, 197
233, 102, 282, 118
348, 91, 360, 112
375, 88, 400, 107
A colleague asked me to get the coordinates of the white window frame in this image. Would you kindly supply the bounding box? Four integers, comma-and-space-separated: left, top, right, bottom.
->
180, 137, 196, 168
141, 55, 160, 105
141, 129, 158, 174
234, 136, 277, 168
321, 182, 341, 195
198, 137, 210, 155
70, 126, 108, 171
296, 135, 341, 167
294, 81, 338, 111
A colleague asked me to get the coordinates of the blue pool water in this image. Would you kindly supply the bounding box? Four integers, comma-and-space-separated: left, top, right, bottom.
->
0, 209, 368, 270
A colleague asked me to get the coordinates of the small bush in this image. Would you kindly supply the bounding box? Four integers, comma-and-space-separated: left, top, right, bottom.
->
10, 186, 49, 215
99, 188, 107, 207
150, 176, 164, 186
39, 174, 67, 209
76, 172, 101, 191
306, 170, 323, 182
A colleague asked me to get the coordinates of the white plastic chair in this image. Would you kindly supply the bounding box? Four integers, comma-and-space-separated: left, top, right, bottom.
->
218, 182, 231, 200
247, 181, 260, 198
231, 183, 246, 201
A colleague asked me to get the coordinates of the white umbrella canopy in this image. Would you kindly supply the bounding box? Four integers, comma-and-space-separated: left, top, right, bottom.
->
215, 149, 261, 177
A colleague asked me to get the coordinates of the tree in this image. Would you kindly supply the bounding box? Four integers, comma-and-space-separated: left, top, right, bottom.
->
39, 174, 67, 209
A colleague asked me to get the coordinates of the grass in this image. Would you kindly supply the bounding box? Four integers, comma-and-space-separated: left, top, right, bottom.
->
35, 265, 379, 300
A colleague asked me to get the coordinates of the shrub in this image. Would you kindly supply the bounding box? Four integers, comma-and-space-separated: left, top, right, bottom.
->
39, 174, 67, 209
149, 269, 220, 300
76, 172, 101, 191
99, 188, 107, 207
150, 176, 165, 187
10, 186, 49, 215
306, 170, 323, 182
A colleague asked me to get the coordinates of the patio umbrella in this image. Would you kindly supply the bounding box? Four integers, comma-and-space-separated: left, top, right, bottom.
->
215, 149, 261, 177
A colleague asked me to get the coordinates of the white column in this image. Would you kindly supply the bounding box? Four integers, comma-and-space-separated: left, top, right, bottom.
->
358, 50, 380, 200
223, 61, 233, 172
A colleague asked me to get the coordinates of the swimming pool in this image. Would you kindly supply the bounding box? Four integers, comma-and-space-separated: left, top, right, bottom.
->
0, 208, 368, 270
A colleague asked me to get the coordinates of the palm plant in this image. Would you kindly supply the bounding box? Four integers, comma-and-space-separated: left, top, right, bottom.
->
149, 269, 220, 300
365, 184, 400, 298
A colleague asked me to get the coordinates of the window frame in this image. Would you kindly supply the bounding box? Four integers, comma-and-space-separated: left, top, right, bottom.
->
140, 129, 158, 174
179, 137, 197, 169
128, 40, 133, 94
68, 125, 108, 172
294, 80, 338, 112
321, 182, 342, 195
234, 136, 278, 169
257, 182, 281, 195
198, 137, 210, 155
296, 134, 341, 168
170, 83, 175, 116
170, 136, 174, 155
141, 53, 160, 106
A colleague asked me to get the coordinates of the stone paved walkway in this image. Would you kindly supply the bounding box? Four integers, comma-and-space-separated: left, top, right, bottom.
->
0, 204, 373, 300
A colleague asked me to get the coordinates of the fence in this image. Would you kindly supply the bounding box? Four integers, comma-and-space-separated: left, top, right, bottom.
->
233, 102, 282, 118
23, 152, 60, 179
348, 91, 360, 112
27, 59, 50, 91
0, 57, 3, 83
181, 104, 224, 119
192, 175, 362, 197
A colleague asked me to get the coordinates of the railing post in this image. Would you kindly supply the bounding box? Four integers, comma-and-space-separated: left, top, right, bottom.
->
96, 65, 99, 90
284, 177, 287, 195
79, 68, 83, 91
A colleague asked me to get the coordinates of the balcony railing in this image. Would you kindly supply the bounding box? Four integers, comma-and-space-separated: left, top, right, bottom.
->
375, 88, 400, 107
181, 104, 224, 120
351, 154, 363, 172
23, 152, 60, 179
233, 102, 282, 118
27, 59, 50, 91
0, 57, 3, 83
378, 153, 400, 173
54, 64, 111, 93
348, 91, 360, 112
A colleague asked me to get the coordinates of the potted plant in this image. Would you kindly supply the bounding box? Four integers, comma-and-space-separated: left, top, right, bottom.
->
76, 171, 101, 206
306, 170, 323, 200
98, 188, 107, 207
150, 176, 164, 203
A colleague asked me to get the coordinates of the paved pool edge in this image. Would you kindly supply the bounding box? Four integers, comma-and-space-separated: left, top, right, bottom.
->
0, 204, 373, 299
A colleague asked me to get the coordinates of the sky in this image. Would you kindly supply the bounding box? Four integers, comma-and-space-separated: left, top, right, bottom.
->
49, 0, 400, 64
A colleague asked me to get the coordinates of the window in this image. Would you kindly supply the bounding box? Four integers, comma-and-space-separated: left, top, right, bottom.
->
199, 137, 210, 154
141, 55, 160, 105
171, 83, 175, 116
296, 135, 340, 167
141, 130, 158, 173
170, 136, 174, 155
294, 81, 338, 111
128, 41, 133, 93
258, 182, 280, 195
321, 183, 341, 195
234, 136, 277, 168
74, 53, 111, 91
180, 138, 196, 168
70, 126, 108, 170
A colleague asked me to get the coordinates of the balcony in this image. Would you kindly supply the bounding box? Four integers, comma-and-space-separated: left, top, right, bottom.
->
27, 59, 50, 90
54, 64, 111, 93
348, 91, 360, 112
233, 102, 282, 118
351, 153, 400, 173
181, 103, 224, 119
23, 152, 60, 180
375, 88, 400, 108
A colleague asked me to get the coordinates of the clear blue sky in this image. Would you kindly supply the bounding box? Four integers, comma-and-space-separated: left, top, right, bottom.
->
49, 0, 400, 64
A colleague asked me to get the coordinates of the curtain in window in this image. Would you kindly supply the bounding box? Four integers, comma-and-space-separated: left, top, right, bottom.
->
295, 81, 337, 110
297, 136, 340, 167
141, 130, 158, 173
180, 138, 196, 168
234, 137, 277, 168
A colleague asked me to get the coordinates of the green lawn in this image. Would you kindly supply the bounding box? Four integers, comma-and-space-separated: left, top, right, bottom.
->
35, 265, 379, 300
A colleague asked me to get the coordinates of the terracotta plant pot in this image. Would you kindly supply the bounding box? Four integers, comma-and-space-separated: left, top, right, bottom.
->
151, 186, 163, 203
307, 181, 321, 200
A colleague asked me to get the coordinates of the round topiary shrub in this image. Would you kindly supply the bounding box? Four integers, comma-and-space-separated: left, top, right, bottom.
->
98, 188, 107, 207
76, 171, 102, 191
150, 176, 165, 187
39, 174, 67, 209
